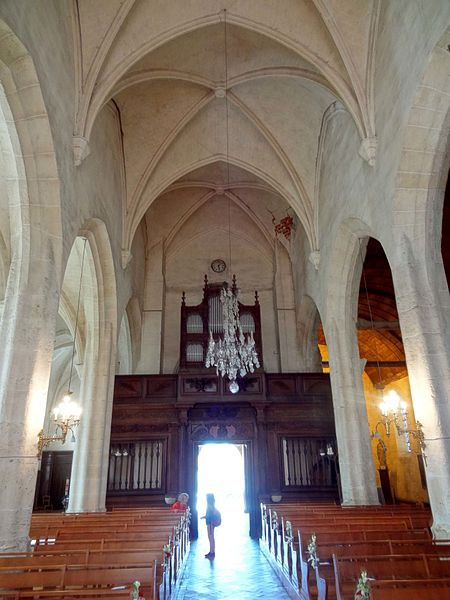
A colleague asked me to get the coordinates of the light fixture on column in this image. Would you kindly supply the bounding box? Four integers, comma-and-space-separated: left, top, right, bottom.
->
37, 239, 86, 457
371, 389, 426, 462
204, 10, 260, 393
357, 241, 426, 463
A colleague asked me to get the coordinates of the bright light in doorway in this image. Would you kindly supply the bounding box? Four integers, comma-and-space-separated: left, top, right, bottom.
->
197, 443, 245, 519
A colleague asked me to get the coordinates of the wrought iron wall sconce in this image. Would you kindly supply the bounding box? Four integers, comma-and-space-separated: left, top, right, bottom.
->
37, 392, 81, 457
371, 390, 426, 464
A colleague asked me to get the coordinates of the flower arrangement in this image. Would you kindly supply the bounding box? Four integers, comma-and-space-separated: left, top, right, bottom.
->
163, 542, 173, 559
131, 580, 145, 600
285, 520, 293, 544
174, 525, 180, 546
271, 510, 278, 530
306, 533, 319, 569
354, 570, 370, 599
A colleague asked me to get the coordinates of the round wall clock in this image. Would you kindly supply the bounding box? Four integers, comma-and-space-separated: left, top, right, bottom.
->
211, 259, 226, 273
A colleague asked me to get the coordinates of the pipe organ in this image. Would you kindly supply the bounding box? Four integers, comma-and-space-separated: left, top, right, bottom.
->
180, 276, 263, 371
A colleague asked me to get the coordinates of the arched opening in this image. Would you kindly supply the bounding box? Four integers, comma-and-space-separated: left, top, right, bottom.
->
197, 443, 247, 538
357, 238, 427, 505
34, 236, 95, 511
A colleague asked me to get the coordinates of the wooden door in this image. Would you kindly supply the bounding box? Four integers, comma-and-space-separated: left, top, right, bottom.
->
34, 451, 73, 511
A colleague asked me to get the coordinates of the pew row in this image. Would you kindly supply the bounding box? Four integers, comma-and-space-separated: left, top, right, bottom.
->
0, 507, 190, 600
259, 501, 450, 599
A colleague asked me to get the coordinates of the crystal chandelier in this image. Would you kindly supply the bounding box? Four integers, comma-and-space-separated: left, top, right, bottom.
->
205, 283, 260, 393
204, 11, 260, 392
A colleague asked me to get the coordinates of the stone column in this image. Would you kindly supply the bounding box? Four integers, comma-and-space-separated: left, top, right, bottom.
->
274, 241, 302, 372
136, 242, 164, 374
0, 252, 59, 550
325, 319, 379, 505
394, 251, 450, 538
68, 324, 115, 513
255, 407, 269, 498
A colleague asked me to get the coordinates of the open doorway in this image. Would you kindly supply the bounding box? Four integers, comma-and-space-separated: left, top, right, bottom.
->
196, 443, 248, 542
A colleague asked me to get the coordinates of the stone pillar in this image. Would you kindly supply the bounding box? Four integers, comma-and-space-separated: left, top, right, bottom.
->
177, 409, 188, 494
136, 242, 164, 374
325, 319, 379, 505
274, 241, 302, 372
0, 252, 59, 550
255, 407, 269, 498
394, 251, 450, 538
68, 324, 115, 512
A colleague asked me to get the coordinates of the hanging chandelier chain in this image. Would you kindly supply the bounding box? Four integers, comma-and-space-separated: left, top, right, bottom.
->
67, 237, 88, 392
223, 8, 232, 274
204, 11, 261, 391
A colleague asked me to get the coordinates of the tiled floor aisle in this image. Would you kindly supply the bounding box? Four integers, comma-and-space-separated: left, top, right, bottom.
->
176, 512, 291, 600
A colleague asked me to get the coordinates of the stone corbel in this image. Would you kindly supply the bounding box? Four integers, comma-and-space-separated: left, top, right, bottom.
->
309, 250, 320, 271
121, 249, 133, 269
359, 136, 377, 167
73, 136, 90, 166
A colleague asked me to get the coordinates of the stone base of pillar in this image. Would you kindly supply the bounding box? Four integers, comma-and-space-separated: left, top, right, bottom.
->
0, 536, 31, 552
66, 506, 107, 514
0, 456, 38, 552
341, 500, 380, 507
341, 488, 380, 506
431, 522, 450, 540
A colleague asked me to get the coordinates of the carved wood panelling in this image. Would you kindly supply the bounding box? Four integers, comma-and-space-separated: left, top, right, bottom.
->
188, 404, 256, 422
266, 375, 297, 396
182, 377, 218, 394
145, 377, 177, 398
108, 372, 338, 507
114, 377, 143, 398
190, 422, 255, 442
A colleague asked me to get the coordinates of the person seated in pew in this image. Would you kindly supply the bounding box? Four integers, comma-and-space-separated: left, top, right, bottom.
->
170, 492, 189, 512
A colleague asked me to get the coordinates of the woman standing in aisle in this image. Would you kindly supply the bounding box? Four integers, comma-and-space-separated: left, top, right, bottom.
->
201, 493, 221, 559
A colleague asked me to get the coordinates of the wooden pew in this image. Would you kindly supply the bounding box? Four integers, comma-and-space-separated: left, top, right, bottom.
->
0, 562, 157, 598
12, 506, 191, 600
259, 501, 440, 599
1, 589, 132, 599
332, 553, 450, 600
370, 579, 450, 599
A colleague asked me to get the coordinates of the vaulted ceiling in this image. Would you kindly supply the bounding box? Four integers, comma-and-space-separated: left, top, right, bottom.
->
72, 0, 380, 256
70, 1, 448, 378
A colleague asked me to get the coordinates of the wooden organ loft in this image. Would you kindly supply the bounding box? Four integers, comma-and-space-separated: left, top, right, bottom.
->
179, 275, 263, 373
35, 277, 339, 539
104, 276, 339, 538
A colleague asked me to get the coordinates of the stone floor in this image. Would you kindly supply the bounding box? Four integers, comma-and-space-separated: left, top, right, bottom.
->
175, 512, 291, 600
